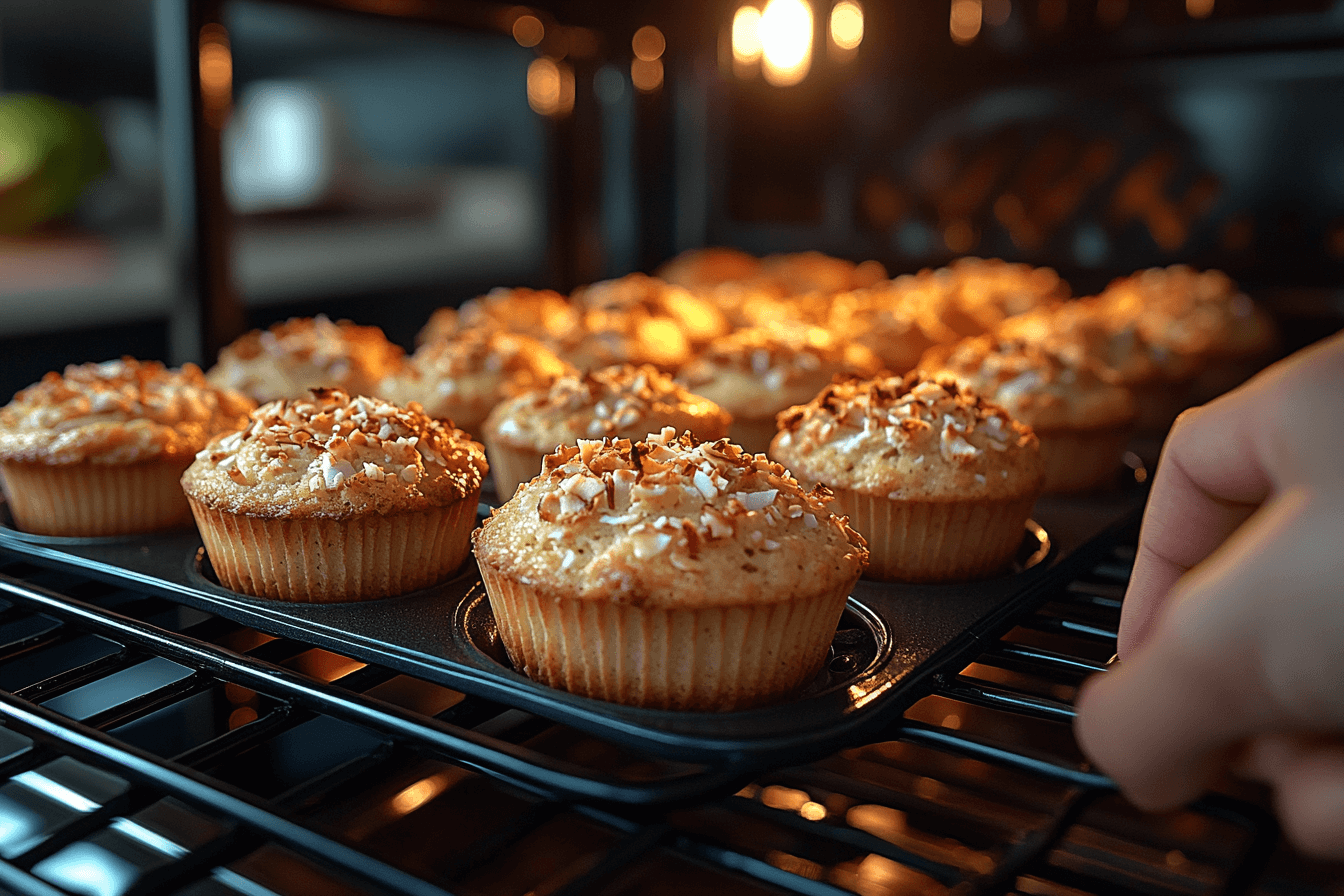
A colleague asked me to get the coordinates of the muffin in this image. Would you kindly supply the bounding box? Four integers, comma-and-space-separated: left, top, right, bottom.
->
182, 388, 486, 602
417, 287, 581, 347
482, 364, 731, 498
758, 251, 888, 295
770, 373, 1043, 582
999, 296, 1202, 434
0, 359, 254, 536
676, 324, 881, 454
473, 428, 868, 710
208, 315, 405, 404
570, 273, 731, 352
379, 329, 575, 434
655, 247, 764, 291
920, 335, 1137, 493
827, 277, 958, 374
926, 257, 1069, 338
1099, 265, 1276, 407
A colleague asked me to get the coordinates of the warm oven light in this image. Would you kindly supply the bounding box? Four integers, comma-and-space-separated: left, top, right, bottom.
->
732, 5, 764, 65
760, 0, 813, 86
950, 0, 982, 45
830, 0, 863, 51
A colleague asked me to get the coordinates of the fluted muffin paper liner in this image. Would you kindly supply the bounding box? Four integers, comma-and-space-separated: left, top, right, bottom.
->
478, 566, 857, 711
482, 439, 546, 501
1037, 426, 1132, 494
1, 460, 193, 537
189, 492, 478, 602
830, 489, 1036, 583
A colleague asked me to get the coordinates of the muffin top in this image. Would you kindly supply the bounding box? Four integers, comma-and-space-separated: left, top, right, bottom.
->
931, 257, 1069, 335
418, 287, 581, 346
208, 315, 405, 404
1099, 265, 1274, 360
380, 329, 575, 428
571, 273, 731, 348
655, 247, 764, 291
0, 358, 255, 465
677, 324, 881, 421
920, 335, 1137, 432
484, 364, 730, 451
826, 278, 956, 373
181, 388, 486, 519
759, 251, 888, 296
473, 428, 867, 607
771, 372, 1042, 500
997, 298, 1198, 385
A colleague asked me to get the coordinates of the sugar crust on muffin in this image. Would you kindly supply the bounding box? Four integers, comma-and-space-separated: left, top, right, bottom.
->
677, 324, 880, 422
207, 315, 404, 403
919, 335, 1137, 433
484, 364, 730, 451
182, 388, 486, 518
380, 329, 574, 428
772, 373, 1042, 501
0, 358, 254, 466
473, 428, 867, 608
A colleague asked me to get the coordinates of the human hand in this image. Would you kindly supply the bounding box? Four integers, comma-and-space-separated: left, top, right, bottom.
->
1074, 330, 1344, 860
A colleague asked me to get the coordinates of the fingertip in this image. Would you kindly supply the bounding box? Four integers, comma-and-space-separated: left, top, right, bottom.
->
1274, 749, 1344, 861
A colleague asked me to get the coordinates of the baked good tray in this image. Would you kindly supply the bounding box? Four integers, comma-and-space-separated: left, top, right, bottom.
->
0, 488, 1142, 764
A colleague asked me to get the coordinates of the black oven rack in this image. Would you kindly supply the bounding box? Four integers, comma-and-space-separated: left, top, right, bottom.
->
0, 522, 1303, 896
0, 489, 1141, 775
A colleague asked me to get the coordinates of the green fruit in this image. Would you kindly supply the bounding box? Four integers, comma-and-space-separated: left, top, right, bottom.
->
0, 93, 109, 234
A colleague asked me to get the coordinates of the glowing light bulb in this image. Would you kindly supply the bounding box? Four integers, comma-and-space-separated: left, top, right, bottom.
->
830, 1, 863, 51
732, 5, 763, 64
950, 0, 982, 45
760, 0, 813, 87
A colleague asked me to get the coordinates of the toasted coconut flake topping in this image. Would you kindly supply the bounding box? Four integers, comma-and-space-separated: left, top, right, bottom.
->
0, 358, 255, 465
775, 371, 1035, 465
521, 428, 861, 558
192, 388, 485, 497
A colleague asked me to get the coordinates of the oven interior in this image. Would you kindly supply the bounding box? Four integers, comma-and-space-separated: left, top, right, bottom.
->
0, 0, 1342, 893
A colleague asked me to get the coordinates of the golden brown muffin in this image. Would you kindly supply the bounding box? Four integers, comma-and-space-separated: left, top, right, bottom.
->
379, 329, 575, 435
571, 273, 731, 350
771, 373, 1043, 582
481, 364, 731, 497
1000, 295, 1201, 433
473, 428, 868, 710
826, 276, 957, 374
677, 324, 881, 454
926, 257, 1069, 338
1099, 265, 1277, 406
208, 315, 404, 404
655, 247, 764, 291
417, 287, 581, 347
0, 359, 254, 536
182, 388, 486, 602
758, 251, 888, 295
920, 335, 1137, 493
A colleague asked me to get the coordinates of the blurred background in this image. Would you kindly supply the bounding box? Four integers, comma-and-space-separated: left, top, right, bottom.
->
2, 0, 1343, 396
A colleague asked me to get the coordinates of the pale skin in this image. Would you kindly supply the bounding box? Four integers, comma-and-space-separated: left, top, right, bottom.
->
1074, 329, 1344, 860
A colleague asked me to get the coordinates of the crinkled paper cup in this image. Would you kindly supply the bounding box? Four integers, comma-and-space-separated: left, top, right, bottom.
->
478, 564, 857, 711
830, 488, 1035, 583
1037, 426, 1132, 494
189, 492, 479, 602
1, 459, 193, 537
481, 438, 546, 501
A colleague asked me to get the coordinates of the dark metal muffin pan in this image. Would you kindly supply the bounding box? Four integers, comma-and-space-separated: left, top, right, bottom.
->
0, 494, 1139, 762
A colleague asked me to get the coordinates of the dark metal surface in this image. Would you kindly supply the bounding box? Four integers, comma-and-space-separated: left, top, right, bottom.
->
0, 511, 1315, 895
0, 498, 1107, 770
